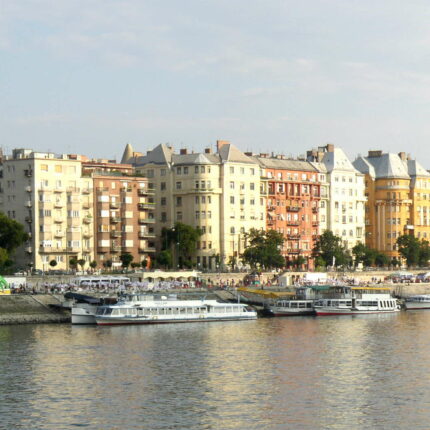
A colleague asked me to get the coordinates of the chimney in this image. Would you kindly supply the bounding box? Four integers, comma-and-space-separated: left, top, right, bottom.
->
368, 150, 383, 158
398, 152, 406, 161
216, 140, 230, 151
180, 148, 188, 155
204, 147, 212, 154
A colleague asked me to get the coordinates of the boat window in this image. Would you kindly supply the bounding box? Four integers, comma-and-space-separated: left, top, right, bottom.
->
299, 302, 306, 308
291, 303, 297, 308
112, 309, 119, 316
307, 303, 312, 308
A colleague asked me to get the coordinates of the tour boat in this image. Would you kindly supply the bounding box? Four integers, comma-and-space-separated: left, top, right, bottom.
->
404, 295, 430, 310
95, 294, 257, 325
266, 299, 315, 316
314, 287, 400, 315
66, 292, 117, 324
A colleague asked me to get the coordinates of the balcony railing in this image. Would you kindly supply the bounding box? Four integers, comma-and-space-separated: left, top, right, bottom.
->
287, 206, 301, 212
139, 218, 155, 224
110, 217, 121, 223
110, 231, 121, 238
139, 247, 156, 253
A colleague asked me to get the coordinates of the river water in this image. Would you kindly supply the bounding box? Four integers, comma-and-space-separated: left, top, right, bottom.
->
1, 312, 430, 429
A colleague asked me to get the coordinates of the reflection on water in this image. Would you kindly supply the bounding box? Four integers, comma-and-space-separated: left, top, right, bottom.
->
1, 313, 430, 429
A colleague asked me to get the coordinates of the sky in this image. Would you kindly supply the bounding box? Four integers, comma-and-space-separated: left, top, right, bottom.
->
2, 0, 430, 164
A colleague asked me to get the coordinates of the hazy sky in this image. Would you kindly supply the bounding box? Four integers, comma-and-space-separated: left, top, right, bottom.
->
2, 1, 430, 164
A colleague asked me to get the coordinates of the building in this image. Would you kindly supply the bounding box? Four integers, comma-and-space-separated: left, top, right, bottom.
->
252, 155, 323, 268
354, 150, 430, 258
0, 149, 94, 271
307, 144, 366, 250
121, 140, 265, 269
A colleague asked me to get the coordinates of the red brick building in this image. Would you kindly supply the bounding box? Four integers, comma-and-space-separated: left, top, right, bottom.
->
256, 156, 322, 269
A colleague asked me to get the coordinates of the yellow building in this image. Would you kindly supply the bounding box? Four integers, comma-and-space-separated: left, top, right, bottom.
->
353, 151, 430, 259
122, 141, 266, 269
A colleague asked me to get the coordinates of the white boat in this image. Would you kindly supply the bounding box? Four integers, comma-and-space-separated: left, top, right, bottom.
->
314, 287, 400, 315
66, 292, 117, 325
404, 295, 430, 310
95, 294, 257, 325
267, 299, 315, 316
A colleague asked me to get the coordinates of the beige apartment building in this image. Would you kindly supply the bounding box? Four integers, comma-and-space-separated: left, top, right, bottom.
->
121, 140, 266, 269
0, 149, 94, 271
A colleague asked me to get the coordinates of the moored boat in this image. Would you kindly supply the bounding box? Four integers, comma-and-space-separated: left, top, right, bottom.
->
314, 287, 400, 315
95, 295, 257, 325
404, 295, 430, 310
267, 299, 315, 316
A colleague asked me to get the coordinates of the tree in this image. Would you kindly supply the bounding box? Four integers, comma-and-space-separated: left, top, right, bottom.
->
77, 259, 86, 270
69, 257, 78, 270
397, 235, 421, 267
241, 229, 285, 270
161, 222, 202, 268
419, 240, 430, 267
119, 252, 134, 269
375, 252, 390, 267
312, 230, 350, 268
89, 260, 97, 270
49, 259, 57, 268
155, 250, 172, 269
0, 212, 29, 253
103, 259, 112, 269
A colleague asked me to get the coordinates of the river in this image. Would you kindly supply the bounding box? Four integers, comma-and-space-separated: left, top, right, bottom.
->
1, 312, 430, 429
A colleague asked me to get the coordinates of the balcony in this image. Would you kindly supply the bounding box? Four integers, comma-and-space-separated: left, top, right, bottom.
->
111, 245, 122, 252
287, 221, 300, 226
25, 216, 32, 223
120, 187, 132, 193
138, 203, 155, 210
111, 231, 122, 238
82, 247, 93, 253
110, 202, 120, 209
312, 207, 319, 213
139, 247, 156, 253
287, 234, 301, 240
54, 231, 65, 238
67, 187, 80, 193
287, 206, 301, 212
82, 188, 92, 194
286, 249, 300, 254
26, 186, 32, 192
54, 187, 65, 193
138, 231, 156, 239
54, 218, 64, 223
138, 189, 148, 196
82, 231, 93, 238
25, 246, 32, 254
54, 201, 64, 208
82, 202, 92, 209
25, 201, 32, 208
24, 169, 33, 177
312, 221, 319, 227
110, 217, 121, 223
139, 218, 155, 224
96, 187, 109, 193
83, 217, 92, 224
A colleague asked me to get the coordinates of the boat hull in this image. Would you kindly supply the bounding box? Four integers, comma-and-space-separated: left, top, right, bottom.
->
96, 315, 257, 326
315, 308, 400, 316
405, 302, 430, 310
270, 310, 315, 317
72, 305, 98, 324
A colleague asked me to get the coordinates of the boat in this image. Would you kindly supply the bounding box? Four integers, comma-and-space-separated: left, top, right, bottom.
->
95, 294, 257, 325
314, 287, 400, 315
404, 295, 430, 310
267, 299, 315, 316
65, 292, 117, 324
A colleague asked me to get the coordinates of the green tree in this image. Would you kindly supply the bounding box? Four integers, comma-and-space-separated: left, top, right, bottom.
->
77, 259, 86, 270
312, 230, 350, 268
69, 257, 78, 270
419, 240, 430, 267
89, 260, 97, 270
397, 235, 421, 267
119, 252, 134, 269
242, 229, 285, 270
375, 252, 390, 267
103, 259, 112, 269
0, 212, 29, 253
155, 250, 172, 269
161, 222, 202, 268
49, 259, 57, 268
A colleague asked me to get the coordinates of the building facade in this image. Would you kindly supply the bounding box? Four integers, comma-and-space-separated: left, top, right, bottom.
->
122, 141, 266, 269
308, 144, 366, 250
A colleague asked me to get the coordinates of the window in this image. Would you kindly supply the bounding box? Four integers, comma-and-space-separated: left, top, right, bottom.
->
195, 196, 199, 204
230, 196, 235, 204
161, 197, 166, 206
230, 181, 235, 189
176, 211, 182, 221
176, 167, 182, 174
176, 197, 182, 206
40, 164, 48, 171
184, 167, 188, 174
250, 183, 255, 190
230, 227, 235, 234
176, 182, 182, 190
161, 182, 166, 191
55, 165, 62, 173
160, 169, 166, 176
230, 167, 234, 174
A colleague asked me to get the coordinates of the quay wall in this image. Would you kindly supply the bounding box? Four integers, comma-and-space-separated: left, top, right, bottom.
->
0, 295, 69, 325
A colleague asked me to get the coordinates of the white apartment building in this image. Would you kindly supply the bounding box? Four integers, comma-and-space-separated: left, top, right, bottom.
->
307, 144, 366, 250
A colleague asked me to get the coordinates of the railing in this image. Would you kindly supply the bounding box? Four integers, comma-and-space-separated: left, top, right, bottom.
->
110, 217, 121, 223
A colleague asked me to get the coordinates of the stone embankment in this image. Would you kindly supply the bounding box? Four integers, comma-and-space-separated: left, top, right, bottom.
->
0, 294, 70, 325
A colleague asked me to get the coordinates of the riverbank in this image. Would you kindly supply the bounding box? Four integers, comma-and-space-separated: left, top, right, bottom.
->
0, 294, 70, 325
